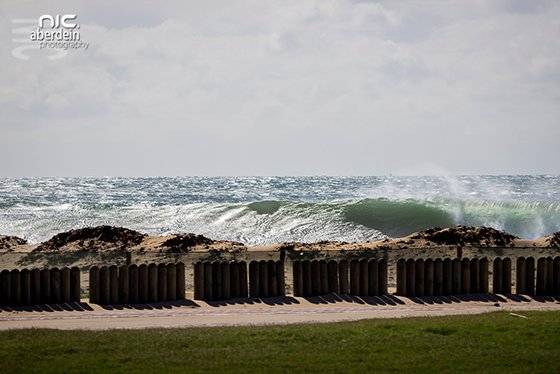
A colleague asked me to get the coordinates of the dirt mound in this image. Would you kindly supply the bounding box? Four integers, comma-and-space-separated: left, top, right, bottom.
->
34, 226, 146, 252
0, 235, 27, 250
159, 233, 214, 251
546, 232, 560, 247
411, 226, 517, 247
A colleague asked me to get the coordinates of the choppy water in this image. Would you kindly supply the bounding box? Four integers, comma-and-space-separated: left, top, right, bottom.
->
0, 176, 559, 245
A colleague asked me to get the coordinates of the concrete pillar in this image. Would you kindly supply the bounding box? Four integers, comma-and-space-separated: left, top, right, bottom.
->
249, 261, 259, 298
502, 257, 512, 294
239, 261, 248, 298
157, 263, 168, 302
378, 259, 388, 295
119, 265, 129, 304
212, 262, 222, 300
70, 267, 80, 302
369, 259, 379, 296
424, 259, 434, 297
89, 266, 99, 304
148, 263, 158, 303
479, 258, 489, 293
138, 264, 149, 303
452, 259, 461, 295
536, 257, 546, 296
311, 260, 321, 296
276, 261, 285, 296
327, 260, 338, 293
99, 266, 110, 305
338, 260, 349, 294
349, 260, 360, 295
267, 260, 277, 298
230, 262, 240, 298
470, 258, 480, 294
9, 270, 20, 305
50, 268, 61, 304
546, 257, 554, 295
130, 264, 140, 304
516, 257, 526, 294
60, 267, 71, 303
443, 258, 452, 295
396, 259, 406, 296
176, 262, 185, 300
554, 257, 560, 295
193, 262, 204, 300
31, 268, 41, 304
41, 269, 51, 304
461, 258, 470, 294
493, 258, 503, 294
302, 260, 312, 297
359, 260, 369, 296
406, 259, 416, 297
0, 270, 11, 305
109, 265, 119, 304
292, 261, 303, 297
220, 262, 230, 300
320, 260, 329, 295
434, 259, 443, 296
167, 263, 177, 301
525, 257, 535, 295
21, 269, 31, 305
258, 261, 268, 298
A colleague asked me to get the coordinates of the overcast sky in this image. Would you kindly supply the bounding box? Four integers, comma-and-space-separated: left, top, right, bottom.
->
0, 0, 559, 176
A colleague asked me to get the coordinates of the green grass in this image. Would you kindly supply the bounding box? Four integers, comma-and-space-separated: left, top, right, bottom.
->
1, 311, 559, 373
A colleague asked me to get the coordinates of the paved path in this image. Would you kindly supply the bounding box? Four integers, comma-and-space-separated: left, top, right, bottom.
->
1, 294, 559, 330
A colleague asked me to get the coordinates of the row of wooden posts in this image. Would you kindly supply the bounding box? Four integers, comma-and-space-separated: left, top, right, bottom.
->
1, 256, 560, 306
0, 267, 80, 306
89, 263, 185, 305
292, 259, 388, 297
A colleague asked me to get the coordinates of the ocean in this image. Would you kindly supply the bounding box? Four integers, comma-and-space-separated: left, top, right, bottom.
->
0, 176, 559, 245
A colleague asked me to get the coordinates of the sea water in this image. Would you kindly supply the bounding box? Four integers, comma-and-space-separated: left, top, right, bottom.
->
0, 176, 558, 245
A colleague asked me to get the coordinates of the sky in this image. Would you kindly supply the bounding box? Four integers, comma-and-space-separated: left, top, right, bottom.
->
0, 0, 559, 177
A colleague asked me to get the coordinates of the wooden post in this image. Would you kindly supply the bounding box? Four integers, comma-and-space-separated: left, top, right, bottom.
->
21, 269, 31, 305
276, 261, 285, 297
452, 259, 461, 295
119, 265, 129, 304
89, 266, 99, 304
434, 258, 443, 296
109, 265, 119, 304
470, 258, 479, 294
536, 257, 546, 296
359, 259, 369, 296
258, 261, 268, 298
31, 268, 41, 304
349, 260, 360, 295
167, 263, 177, 301
60, 267, 71, 303
99, 266, 110, 305
415, 259, 424, 297
396, 259, 406, 296
424, 259, 434, 297
546, 257, 554, 295
516, 257, 526, 294
148, 263, 158, 303
70, 267, 81, 302
493, 258, 503, 294
338, 260, 349, 294
443, 258, 452, 295
194, 262, 204, 300
158, 263, 168, 302
138, 264, 149, 303
461, 258, 470, 294
249, 261, 259, 298
406, 259, 416, 297
369, 259, 379, 296
320, 260, 329, 295
220, 262, 231, 300
50, 268, 61, 304
129, 264, 139, 304
378, 259, 388, 295
327, 260, 338, 294
292, 261, 303, 297
239, 261, 248, 298
302, 260, 312, 297
525, 257, 535, 296
230, 262, 240, 298
176, 262, 186, 300
479, 258, 489, 293
268, 260, 277, 298
311, 260, 321, 296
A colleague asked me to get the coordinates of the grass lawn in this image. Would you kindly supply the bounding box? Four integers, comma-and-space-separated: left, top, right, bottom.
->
1, 311, 559, 373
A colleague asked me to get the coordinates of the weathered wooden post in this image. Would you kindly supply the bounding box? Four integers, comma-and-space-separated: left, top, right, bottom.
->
276, 261, 285, 297
50, 268, 61, 304
89, 266, 99, 304
99, 266, 110, 305
359, 259, 369, 296
311, 260, 321, 296
327, 260, 338, 293
61, 267, 71, 302
415, 259, 424, 297
292, 261, 302, 297
220, 262, 230, 300
369, 259, 380, 296
479, 258, 489, 293
502, 257, 512, 294
525, 257, 535, 295
320, 260, 329, 295
230, 262, 240, 298
443, 258, 452, 295
138, 264, 149, 303
249, 261, 259, 298
129, 264, 139, 304
70, 267, 81, 302
406, 259, 416, 297
31, 268, 41, 304
239, 261, 248, 298
157, 263, 168, 302
0, 270, 11, 305
554, 257, 560, 295
546, 257, 554, 295
302, 260, 312, 297
10, 269, 21, 305
338, 260, 349, 294
470, 258, 479, 294
452, 259, 461, 295
193, 262, 204, 300
212, 262, 222, 301
176, 262, 185, 300
148, 263, 158, 303
167, 263, 177, 301
378, 259, 388, 295
268, 260, 277, 298
434, 258, 443, 296
536, 257, 546, 296
41, 269, 51, 304
119, 264, 129, 304
424, 259, 434, 297
516, 257, 526, 294
461, 258, 470, 294
21, 269, 31, 305
493, 258, 503, 294
396, 259, 406, 296
258, 260, 268, 298
350, 259, 360, 295
109, 265, 119, 304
